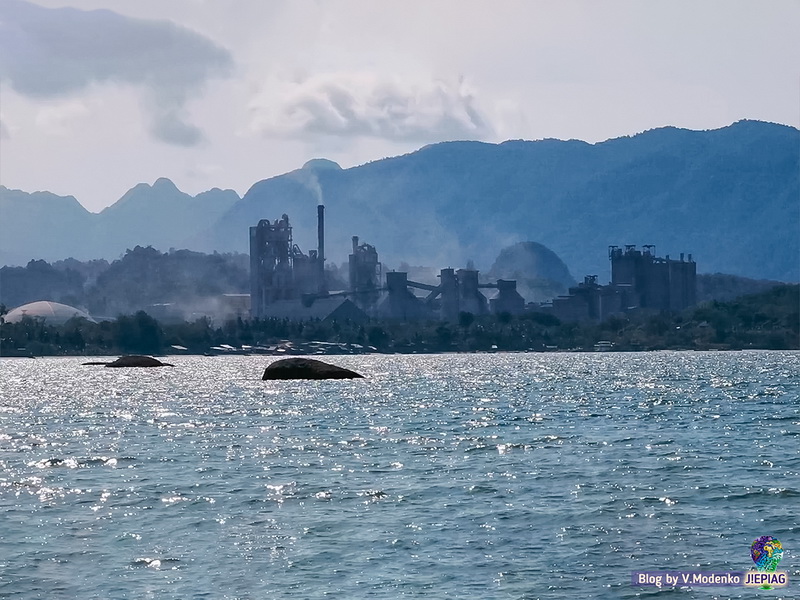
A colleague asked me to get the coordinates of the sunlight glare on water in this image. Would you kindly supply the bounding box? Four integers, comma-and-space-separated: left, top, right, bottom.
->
0, 351, 798, 599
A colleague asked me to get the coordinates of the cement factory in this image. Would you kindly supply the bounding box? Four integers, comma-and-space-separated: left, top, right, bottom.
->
545, 245, 697, 322
249, 205, 696, 323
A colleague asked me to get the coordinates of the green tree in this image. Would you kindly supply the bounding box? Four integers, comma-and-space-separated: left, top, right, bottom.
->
114, 311, 163, 354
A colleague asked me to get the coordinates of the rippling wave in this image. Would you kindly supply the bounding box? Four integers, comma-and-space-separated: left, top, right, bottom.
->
1, 351, 798, 599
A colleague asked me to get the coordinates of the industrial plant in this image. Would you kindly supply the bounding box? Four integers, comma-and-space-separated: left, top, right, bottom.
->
249, 205, 696, 323
546, 245, 697, 321
249, 204, 526, 322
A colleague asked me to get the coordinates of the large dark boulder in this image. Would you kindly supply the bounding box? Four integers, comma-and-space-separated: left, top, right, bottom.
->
262, 358, 363, 380
104, 355, 174, 368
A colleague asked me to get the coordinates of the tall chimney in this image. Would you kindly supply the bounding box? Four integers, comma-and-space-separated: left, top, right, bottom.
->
317, 204, 326, 293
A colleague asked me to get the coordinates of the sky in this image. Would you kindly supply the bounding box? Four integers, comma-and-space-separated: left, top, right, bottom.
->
0, 0, 798, 212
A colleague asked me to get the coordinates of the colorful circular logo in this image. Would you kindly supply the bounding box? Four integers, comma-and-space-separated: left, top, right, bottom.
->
751, 536, 783, 571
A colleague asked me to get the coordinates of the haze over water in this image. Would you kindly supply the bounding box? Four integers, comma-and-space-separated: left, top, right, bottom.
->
1, 351, 797, 599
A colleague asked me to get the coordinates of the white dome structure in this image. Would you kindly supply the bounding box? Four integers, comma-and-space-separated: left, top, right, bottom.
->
5, 301, 95, 325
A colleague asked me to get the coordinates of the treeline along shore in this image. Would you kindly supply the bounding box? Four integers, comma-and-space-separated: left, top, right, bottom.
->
1, 286, 797, 357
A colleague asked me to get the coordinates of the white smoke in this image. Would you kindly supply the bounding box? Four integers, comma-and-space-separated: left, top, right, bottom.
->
249, 71, 493, 142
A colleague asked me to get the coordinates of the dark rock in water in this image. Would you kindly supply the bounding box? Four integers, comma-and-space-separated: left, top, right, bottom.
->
262, 358, 363, 380
82, 361, 109, 366
105, 355, 174, 368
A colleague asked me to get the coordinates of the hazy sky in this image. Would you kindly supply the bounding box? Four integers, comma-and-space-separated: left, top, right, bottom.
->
1, 0, 797, 212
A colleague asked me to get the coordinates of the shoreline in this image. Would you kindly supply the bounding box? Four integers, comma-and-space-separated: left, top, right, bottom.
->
2, 346, 796, 360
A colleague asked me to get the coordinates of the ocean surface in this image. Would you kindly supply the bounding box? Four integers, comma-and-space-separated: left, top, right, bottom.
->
0, 351, 798, 599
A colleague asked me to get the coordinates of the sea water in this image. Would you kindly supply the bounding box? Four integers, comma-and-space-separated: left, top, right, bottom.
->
0, 351, 797, 599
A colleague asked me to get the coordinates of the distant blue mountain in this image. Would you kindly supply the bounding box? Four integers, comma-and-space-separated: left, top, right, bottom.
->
94, 178, 239, 255
0, 180, 239, 265
1, 120, 797, 282
0, 187, 93, 266
201, 120, 799, 282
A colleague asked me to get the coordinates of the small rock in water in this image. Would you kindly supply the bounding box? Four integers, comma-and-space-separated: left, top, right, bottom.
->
104, 355, 174, 368
262, 358, 363, 380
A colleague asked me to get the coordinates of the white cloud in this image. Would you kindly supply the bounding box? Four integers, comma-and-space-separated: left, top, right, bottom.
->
1, 0, 797, 213
249, 72, 493, 142
0, 0, 233, 145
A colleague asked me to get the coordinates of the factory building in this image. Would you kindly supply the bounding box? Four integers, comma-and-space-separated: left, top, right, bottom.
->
254, 296, 368, 324
549, 275, 626, 322
609, 245, 696, 310
547, 245, 697, 322
348, 236, 382, 311
250, 204, 382, 322
457, 269, 489, 317
249, 207, 329, 319
374, 267, 525, 321
489, 280, 526, 315
375, 272, 432, 320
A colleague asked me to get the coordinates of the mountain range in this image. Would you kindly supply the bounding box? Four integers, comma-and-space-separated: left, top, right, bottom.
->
1, 119, 797, 282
